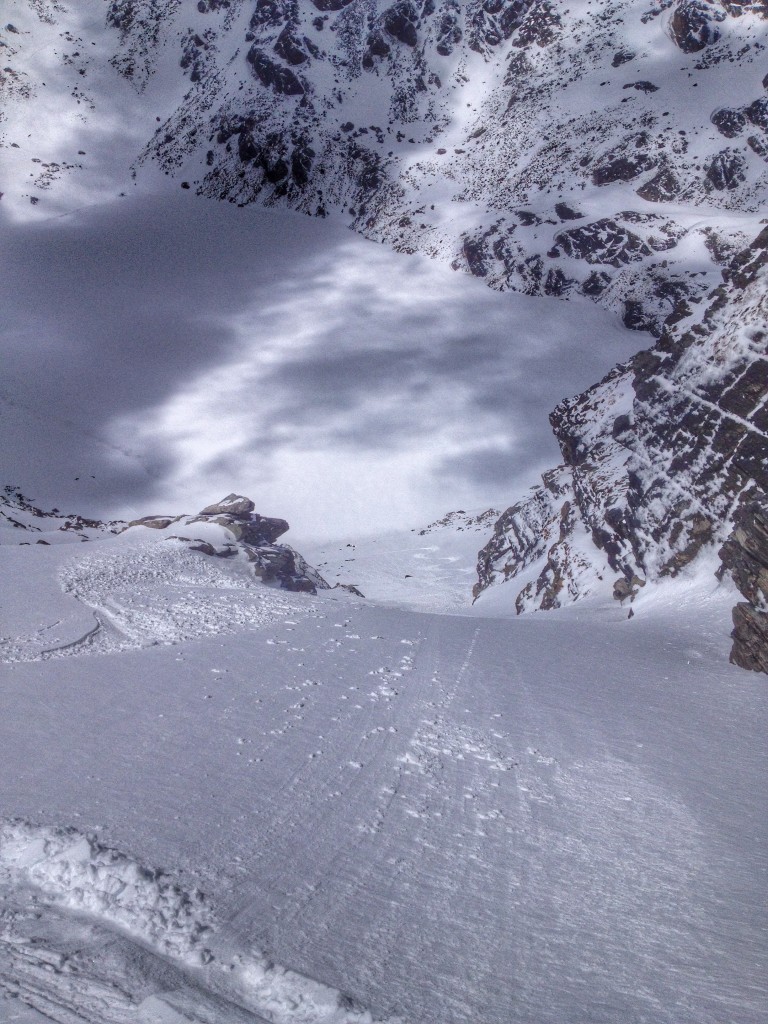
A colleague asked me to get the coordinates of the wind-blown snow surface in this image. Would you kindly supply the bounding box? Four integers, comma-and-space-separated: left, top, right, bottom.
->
1, 531, 766, 1023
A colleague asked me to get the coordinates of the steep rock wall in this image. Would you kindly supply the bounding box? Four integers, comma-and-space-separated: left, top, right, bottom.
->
476, 228, 768, 670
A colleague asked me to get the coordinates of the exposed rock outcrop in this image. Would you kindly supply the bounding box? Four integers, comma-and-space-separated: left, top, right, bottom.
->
126, 495, 329, 594
475, 228, 768, 672
0, 486, 125, 544
719, 499, 768, 673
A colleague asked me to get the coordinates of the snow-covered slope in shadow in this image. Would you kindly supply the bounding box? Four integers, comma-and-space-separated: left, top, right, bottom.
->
3, 1, 766, 331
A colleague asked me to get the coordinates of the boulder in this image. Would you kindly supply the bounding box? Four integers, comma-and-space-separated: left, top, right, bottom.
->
199, 494, 255, 517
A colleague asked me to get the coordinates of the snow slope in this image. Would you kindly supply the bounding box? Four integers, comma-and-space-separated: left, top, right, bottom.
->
1, 525, 766, 1023
305, 507, 501, 613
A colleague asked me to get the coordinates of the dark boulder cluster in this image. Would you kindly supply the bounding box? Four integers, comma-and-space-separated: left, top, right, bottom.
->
128, 494, 329, 594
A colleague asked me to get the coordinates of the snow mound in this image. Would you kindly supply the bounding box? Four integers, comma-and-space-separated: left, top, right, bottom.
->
54, 540, 315, 656
0, 820, 212, 961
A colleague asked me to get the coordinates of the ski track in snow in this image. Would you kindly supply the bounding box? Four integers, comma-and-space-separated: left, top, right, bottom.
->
0, 538, 766, 1023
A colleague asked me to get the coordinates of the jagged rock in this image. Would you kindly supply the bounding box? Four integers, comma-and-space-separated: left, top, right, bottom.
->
274, 27, 318, 66
435, 4, 462, 56
467, 0, 536, 55
622, 80, 658, 92
246, 46, 305, 96
475, 228, 768, 672
381, 2, 420, 47
514, 2, 562, 48
311, 0, 355, 10
591, 135, 657, 186
554, 201, 584, 221
247, 544, 327, 592
711, 107, 747, 138
199, 494, 255, 517
705, 148, 748, 191
128, 516, 178, 530
555, 220, 652, 267
611, 48, 635, 66
636, 165, 682, 202
730, 603, 768, 674
746, 96, 768, 130
719, 497, 768, 672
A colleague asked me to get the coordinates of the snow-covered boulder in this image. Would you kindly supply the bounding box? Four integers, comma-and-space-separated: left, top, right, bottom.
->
123, 494, 329, 593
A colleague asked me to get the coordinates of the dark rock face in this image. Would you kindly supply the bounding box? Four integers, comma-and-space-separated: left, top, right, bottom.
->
719, 501, 768, 672
246, 46, 305, 95
311, 0, 355, 10
669, 0, 725, 53
555, 220, 652, 267
246, 544, 326, 592
591, 135, 657, 186
475, 229, 768, 672
705, 148, 748, 191
636, 164, 682, 202
711, 108, 747, 139
611, 47, 635, 66
382, 2, 420, 47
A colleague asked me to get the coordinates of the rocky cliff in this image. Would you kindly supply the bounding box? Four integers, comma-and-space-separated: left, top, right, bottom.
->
475, 227, 768, 671
3, 0, 767, 331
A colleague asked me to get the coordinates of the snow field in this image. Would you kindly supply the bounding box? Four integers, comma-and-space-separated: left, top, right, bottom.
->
1, 539, 315, 663
0, 535, 766, 1023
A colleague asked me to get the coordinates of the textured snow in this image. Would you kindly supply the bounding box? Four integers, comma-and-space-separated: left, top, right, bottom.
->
1, 532, 766, 1023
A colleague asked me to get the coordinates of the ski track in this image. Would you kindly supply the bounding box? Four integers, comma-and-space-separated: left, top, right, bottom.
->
0, 541, 766, 1023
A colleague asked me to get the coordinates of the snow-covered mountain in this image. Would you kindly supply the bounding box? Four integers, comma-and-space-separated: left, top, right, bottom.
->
2, 5, 768, 1022
2, 0, 767, 333
114, 0, 767, 332
2, 1, 766, 667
